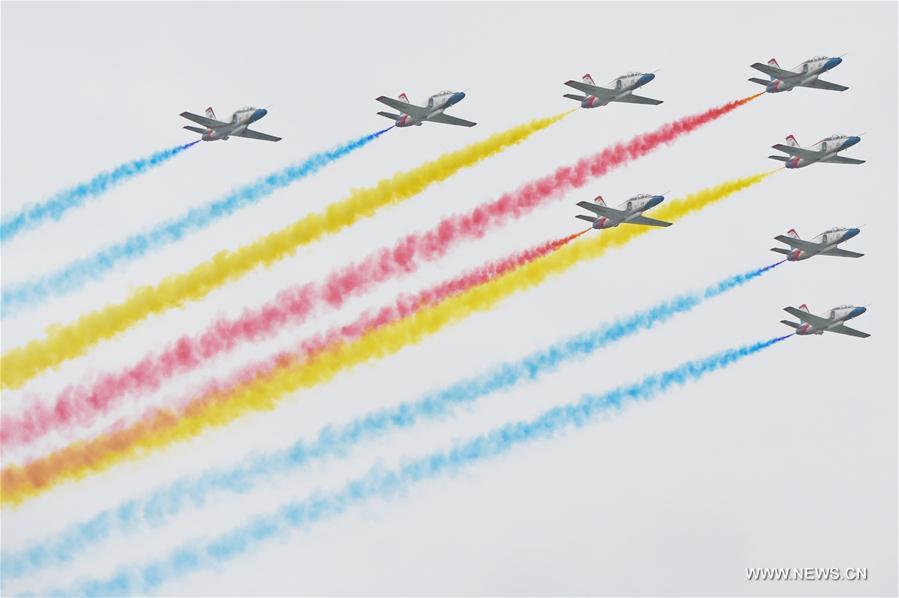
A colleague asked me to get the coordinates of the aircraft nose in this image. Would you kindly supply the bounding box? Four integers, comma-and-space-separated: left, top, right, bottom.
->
850, 306, 866, 318
638, 73, 655, 86
844, 227, 861, 240
647, 195, 664, 208
825, 57, 842, 70
254, 108, 268, 120
450, 92, 466, 104
845, 135, 861, 147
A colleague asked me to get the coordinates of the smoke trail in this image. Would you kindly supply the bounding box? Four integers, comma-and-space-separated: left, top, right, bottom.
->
0, 111, 571, 390
1, 230, 587, 449
35, 335, 792, 596
0, 142, 199, 244
0, 258, 778, 581
0, 231, 586, 506
0, 171, 775, 506
1, 128, 391, 318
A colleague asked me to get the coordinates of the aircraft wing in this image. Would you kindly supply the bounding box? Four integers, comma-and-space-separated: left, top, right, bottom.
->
774, 235, 821, 251
805, 78, 848, 92
820, 247, 864, 258
784, 306, 830, 327
231, 129, 282, 142
829, 324, 870, 338
180, 112, 229, 128
612, 94, 663, 105
750, 62, 797, 79
427, 113, 477, 127
771, 144, 823, 160
820, 155, 866, 165
375, 96, 429, 118
628, 214, 672, 227
576, 201, 622, 218
564, 80, 615, 97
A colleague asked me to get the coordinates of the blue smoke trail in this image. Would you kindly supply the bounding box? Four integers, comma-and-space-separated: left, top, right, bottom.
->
0, 128, 391, 317
35, 335, 791, 596
1, 261, 782, 584
0, 142, 199, 244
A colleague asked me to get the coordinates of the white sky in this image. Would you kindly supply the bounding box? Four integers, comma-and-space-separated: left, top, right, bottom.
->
1, 2, 896, 595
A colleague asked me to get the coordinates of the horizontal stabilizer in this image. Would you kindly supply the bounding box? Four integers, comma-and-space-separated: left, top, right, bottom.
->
770, 247, 791, 255
820, 247, 864, 258
829, 324, 870, 338
805, 78, 848, 92
628, 214, 672, 227
748, 77, 770, 86
613, 93, 663, 105
377, 111, 401, 121
780, 320, 801, 329
820, 155, 865, 165
376, 95, 429, 118
563, 93, 587, 101
183, 125, 207, 135
575, 214, 596, 223
768, 155, 790, 162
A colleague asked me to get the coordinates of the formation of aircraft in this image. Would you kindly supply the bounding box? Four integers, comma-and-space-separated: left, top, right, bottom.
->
749, 56, 848, 93
575, 194, 671, 230
563, 72, 662, 109
771, 227, 863, 261
781, 304, 870, 338
768, 133, 864, 168
375, 91, 476, 128
180, 107, 281, 142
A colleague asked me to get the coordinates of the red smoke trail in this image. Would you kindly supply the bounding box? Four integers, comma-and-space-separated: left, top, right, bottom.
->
2, 94, 758, 450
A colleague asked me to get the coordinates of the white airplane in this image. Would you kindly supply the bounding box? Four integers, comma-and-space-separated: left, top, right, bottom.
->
771, 227, 863, 261
781, 304, 870, 338
375, 91, 476, 127
749, 56, 848, 93
575, 194, 672, 230
563, 72, 662, 109
180, 106, 281, 142
769, 134, 864, 169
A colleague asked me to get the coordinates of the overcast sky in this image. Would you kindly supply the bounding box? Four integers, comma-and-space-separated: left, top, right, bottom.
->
2, 2, 896, 596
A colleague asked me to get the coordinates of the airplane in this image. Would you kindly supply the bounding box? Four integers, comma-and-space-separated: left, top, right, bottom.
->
768, 134, 864, 168
375, 91, 476, 127
781, 304, 870, 338
563, 72, 662, 109
575, 194, 672, 230
180, 106, 281, 142
771, 227, 863, 261
749, 56, 848, 93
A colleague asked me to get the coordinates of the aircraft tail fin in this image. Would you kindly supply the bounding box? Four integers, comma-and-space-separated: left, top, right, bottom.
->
582, 73, 596, 86
786, 228, 800, 239
398, 92, 411, 103
205, 107, 216, 120
767, 58, 780, 79
798, 303, 810, 313
785, 134, 800, 147
593, 195, 606, 207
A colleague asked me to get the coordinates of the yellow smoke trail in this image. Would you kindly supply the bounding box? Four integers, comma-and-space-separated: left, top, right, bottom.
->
0, 111, 573, 391
0, 170, 776, 506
